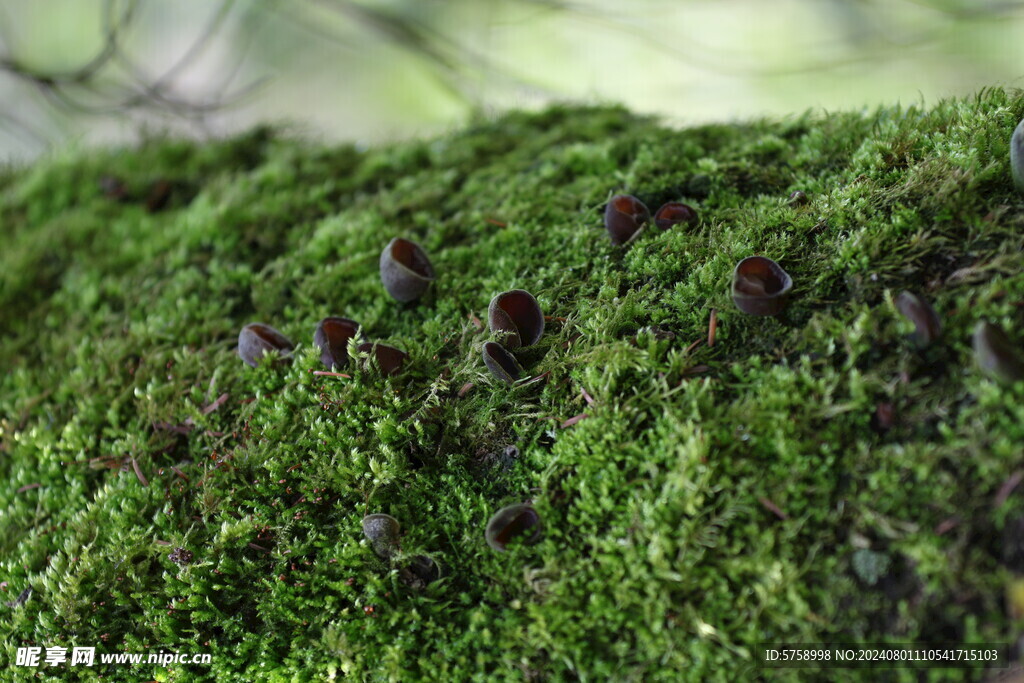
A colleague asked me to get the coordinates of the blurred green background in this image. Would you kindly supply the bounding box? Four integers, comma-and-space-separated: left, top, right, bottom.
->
1, 0, 1023, 160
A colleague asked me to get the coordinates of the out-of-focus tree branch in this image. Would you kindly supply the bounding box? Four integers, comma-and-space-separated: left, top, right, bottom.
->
0, 0, 1021, 157
0, 0, 264, 121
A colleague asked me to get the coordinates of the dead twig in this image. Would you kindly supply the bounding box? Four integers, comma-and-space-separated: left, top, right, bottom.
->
683, 339, 704, 355
560, 413, 589, 428
995, 470, 1024, 508
201, 392, 230, 415
131, 457, 149, 487
758, 497, 788, 520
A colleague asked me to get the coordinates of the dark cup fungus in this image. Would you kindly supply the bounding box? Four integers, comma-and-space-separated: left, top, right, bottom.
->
653, 201, 698, 230
99, 175, 129, 201
1012, 118, 1024, 194
362, 513, 401, 560
314, 317, 360, 369
238, 323, 295, 367
895, 291, 941, 348
400, 555, 440, 589
357, 342, 408, 376
488, 290, 545, 349
482, 342, 524, 384
604, 194, 650, 246
973, 321, 1024, 384
380, 237, 436, 302
731, 256, 793, 316
145, 179, 173, 213
485, 503, 542, 552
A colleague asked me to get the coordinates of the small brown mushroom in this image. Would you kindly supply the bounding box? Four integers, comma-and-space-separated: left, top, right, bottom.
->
380, 238, 436, 302
895, 291, 941, 347
314, 317, 360, 369
731, 256, 793, 316
488, 290, 545, 349
482, 342, 524, 384
238, 323, 295, 367
788, 190, 808, 206
604, 194, 650, 246
973, 321, 1024, 384
357, 342, 408, 376
653, 201, 698, 230
362, 514, 401, 559
485, 503, 542, 551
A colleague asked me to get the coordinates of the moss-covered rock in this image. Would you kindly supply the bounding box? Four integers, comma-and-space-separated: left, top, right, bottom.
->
2, 90, 1023, 681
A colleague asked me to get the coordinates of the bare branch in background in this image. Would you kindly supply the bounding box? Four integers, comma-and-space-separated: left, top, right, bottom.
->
305, 0, 563, 104
0, 0, 1022, 157
0, 0, 264, 126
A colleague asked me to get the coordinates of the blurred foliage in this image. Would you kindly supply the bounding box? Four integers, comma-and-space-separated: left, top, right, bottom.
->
0, 0, 1023, 155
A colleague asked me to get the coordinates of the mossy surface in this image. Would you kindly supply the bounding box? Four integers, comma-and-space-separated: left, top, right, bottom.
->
2, 90, 1024, 681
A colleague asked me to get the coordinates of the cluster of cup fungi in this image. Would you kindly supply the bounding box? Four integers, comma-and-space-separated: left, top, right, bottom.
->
232, 118, 1024, 579
883, 118, 1024, 384
236, 234, 546, 583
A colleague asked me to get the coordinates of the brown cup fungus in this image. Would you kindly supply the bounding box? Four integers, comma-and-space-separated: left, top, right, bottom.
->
313, 317, 360, 369
357, 342, 408, 376
362, 514, 401, 560
653, 201, 698, 230
400, 555, 440, 588
604, 194, 650, 246
380, 238, 436, 302
482, 342, 524, 384
238, 323, 295, 367
731, 256, 793, 316
485, 503, 542, 551
488, 290, 545, 349
974, 321, 1024, 384
1011, 118, 1024, 194
895, 291, 941, 348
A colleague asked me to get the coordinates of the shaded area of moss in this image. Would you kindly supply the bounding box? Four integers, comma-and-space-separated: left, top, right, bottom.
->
2, 90, 1024, 681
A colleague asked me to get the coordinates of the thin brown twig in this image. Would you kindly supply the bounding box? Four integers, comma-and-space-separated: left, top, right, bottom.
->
560, 413, 589, 428
131, 457, 150, 487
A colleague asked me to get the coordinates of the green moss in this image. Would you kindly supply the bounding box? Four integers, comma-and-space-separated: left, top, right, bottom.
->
2, 90, 1024, 681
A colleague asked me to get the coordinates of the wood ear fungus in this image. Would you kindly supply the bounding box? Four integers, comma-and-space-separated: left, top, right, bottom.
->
731, 256, 793, 316
380, 238, 436, 302
895, 291, 941, 347
314, 317, 360, 369
482, 342, 524, 384
488, 290, 544, 349
357, 342, 408, 375
604, 194, 649, 246
653, 201, 698, 230
238, 323, 295, 367
362, 513, 401, 559
973, 321, 1024, 384
485, 503, 542, 551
